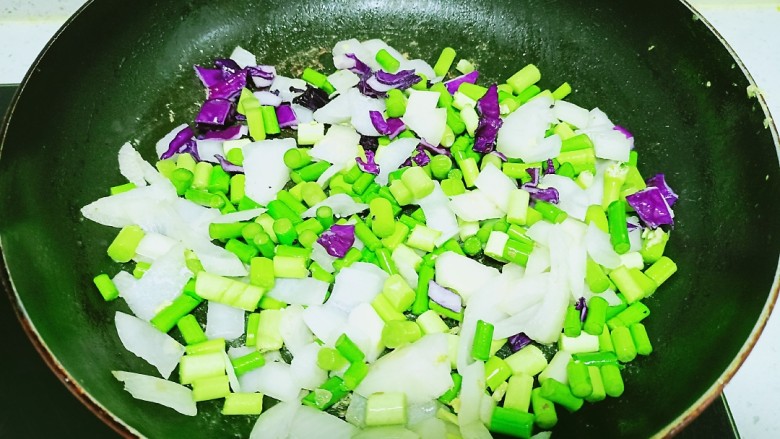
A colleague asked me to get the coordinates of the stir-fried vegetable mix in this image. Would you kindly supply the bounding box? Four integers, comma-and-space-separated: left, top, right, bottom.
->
83, 38, 678, 438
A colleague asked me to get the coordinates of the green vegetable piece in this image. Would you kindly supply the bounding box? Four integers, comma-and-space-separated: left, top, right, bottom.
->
343, 360, 370, 390
471, 320, 494, 361
382, 320, 423, 349
150, 294, 202, 333
566, 360, 593, 398
489, 407, 535, 439
585, 257, 611, 294
176, 314, 207, 345
583, 296, 609, 335
485, 356, 512, 391
433, 47, 457, 77
92, 273, 119, 301
644, 256, 677, 287
385, 89, 407, 118
585, 366, 607, 403
438, 373, 463, 404
376, 48, 401, 73
600, 364, 625, 397
335, 333, 365, 364
563, 305, 582, 337
225, 238, 258, 264
107, 225, 145, 263
412, 265, 435, 315
531, 388, 558, 429
507, 64, 541, 94
366, 392, 408, 426
608, 266, 657, 304
179, 352, 226, 385
222, 393, 264, 416
230, 351, 266, 375
630, 323, 653, 355
610, 326, 637, 363
539, 378, 584, 413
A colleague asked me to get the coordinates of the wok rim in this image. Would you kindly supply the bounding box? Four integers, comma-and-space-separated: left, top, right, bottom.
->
0, 0, 778, 437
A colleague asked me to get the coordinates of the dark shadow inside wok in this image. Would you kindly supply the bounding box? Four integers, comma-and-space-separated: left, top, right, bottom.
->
1, 0, 778, 437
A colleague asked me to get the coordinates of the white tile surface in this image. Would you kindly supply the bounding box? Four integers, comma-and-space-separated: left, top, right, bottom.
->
1, 1, 779, 437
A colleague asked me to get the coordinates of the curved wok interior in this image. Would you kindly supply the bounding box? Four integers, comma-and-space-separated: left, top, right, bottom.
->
1, 0, 779, 437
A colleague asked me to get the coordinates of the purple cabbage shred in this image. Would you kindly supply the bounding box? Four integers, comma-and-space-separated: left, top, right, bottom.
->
161, 126, 197, 160
443, 70, 479, 94
508, 333, 533, 353
202, 125, 244, 141
427, 281, 463, 313
374, 69, 421, 90
544, 158, 556, 175
575, 297, 588, 322
489, 151, 508, 162
317, 224, 356, 258
292, 86, 330, 111
472, 84, 502, 153
645, 173, 679, 207
195, 98, 234, 127
412, 147, 431, 166
359, 135, 379, 151
356, 150, 380, 175
625, 187, 674, 228
275, 105, 298, 128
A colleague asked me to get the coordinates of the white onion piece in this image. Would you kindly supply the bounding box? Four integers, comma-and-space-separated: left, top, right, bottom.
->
270, 75, 307, 102
541, 174, 590, 221
313, 92, 353, 125
302, 193, 368, 218
586, 128, 632, 162
496, 96, 558, 161
290, 104, 314, 124
253, 90, 283, 107
461, 421, 493, 439
628, 225, 643, 252
539, 351, 572, 385
279, 304, 315, 357
134, 232, 177, 263
112, 371, 196, 416
332, 38, 374, 69
210, 208, 266, 224
289, 405, 358, 438
327, 69, 360, 94
350, 90, 386, 136
532, 432, 553, 439
243, 138, 296, 206
326, 262, 388, 313
493, 304, 541, 340
205, 302, 245, 341
553, 100, 590, 129
81, 181, 177, 229
597, 289, 623, 306
346, 393, 368, 428
448, 190, 504, 222
249, 401, 299, 439
585, 222, 622, 269
267, 277, 329, 306
290, 342, 328, 390
196, 139, 223, 163
119, 245, 192, 321
112, 271, 136, 296
392, 243, 422, 288
522, 276, 570, 344
223, 353, 241, 393
310, 242, 338, 272
227, 345, 255, 359
417, 182, 459, 246
155, 123, 189, 158
402, 90, 446, 146
355, 334, 453, 404
345, 303, 386, 363
501, 273, 551, 315
302, 305, 348, 346
525, 245, 550, 275
407, 399, 444, 428
412, 417, 448, 438
587, 107, 614, 129
473, 163, 518, 212
434, 252, 500, 302
375, 137, 420, 185
458, 360, 486, 427
229, 45, 256, 68
118, 142, 163, 187
238, 361, 301, 402
115, 312, 184, 379
310, 124, 361, 169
